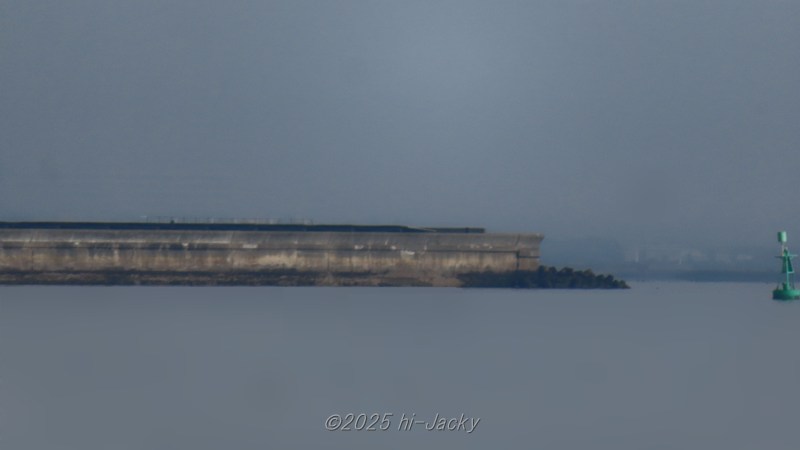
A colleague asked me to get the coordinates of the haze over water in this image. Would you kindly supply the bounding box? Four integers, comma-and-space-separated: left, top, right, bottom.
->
2, 0, 800, 249
2, 283, 799, 449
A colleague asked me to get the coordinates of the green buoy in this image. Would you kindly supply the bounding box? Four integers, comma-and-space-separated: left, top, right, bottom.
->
772, 231, 800, 300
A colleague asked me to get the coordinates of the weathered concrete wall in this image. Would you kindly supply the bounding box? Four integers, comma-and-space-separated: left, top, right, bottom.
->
0, 229, 543, 286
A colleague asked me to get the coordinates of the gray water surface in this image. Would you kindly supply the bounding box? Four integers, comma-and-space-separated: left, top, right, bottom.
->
1, 283, 798, 449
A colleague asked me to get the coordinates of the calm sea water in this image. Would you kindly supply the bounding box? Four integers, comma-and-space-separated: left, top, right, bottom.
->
1, 283, 799, 449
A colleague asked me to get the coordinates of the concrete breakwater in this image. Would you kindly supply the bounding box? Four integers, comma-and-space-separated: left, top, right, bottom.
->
0, 222, 543, 286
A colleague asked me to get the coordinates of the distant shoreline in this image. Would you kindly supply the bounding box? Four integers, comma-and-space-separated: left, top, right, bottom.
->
612, 270, 775, 283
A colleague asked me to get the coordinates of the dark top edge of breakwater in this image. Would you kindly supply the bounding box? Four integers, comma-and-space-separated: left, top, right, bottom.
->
0, 222, 486, 234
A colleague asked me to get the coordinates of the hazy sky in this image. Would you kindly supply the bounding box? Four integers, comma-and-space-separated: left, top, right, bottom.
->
2, 0, 798, 246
